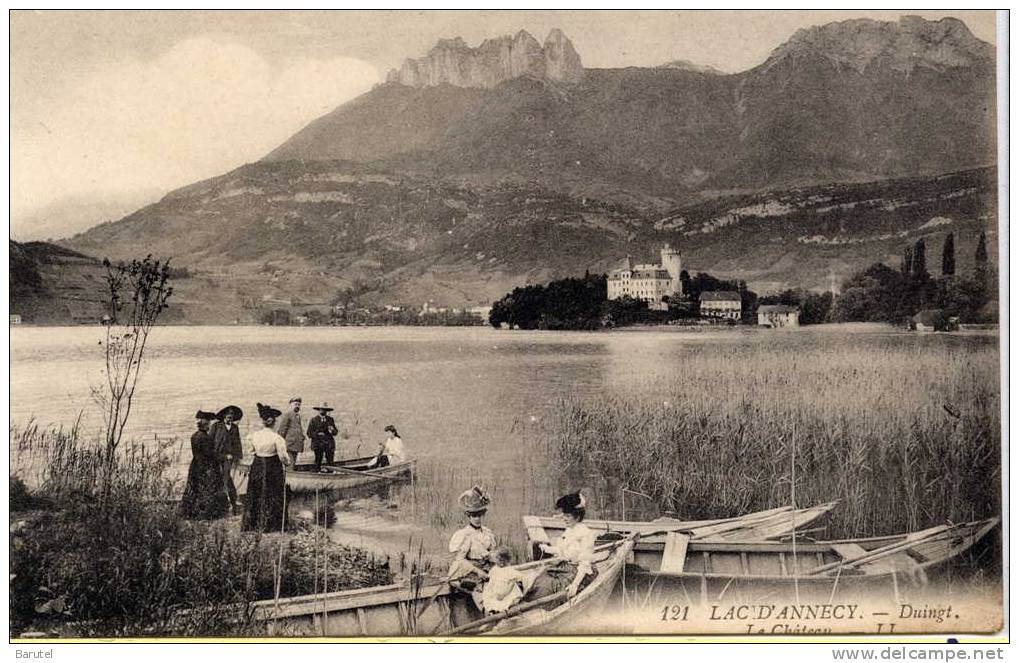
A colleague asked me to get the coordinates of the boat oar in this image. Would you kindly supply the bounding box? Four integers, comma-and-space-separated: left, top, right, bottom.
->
437, 589, 570, 636
804, 524, 952, 576
413, 577, 454, 623
434, 536, 633, 636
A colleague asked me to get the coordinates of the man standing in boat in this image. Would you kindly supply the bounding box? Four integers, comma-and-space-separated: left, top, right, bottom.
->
306, 402, 339, 471
277, 396, 306, 466
210, 405, 244, 515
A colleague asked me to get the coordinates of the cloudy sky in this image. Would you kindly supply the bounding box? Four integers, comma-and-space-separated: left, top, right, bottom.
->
10, 10, 997, 239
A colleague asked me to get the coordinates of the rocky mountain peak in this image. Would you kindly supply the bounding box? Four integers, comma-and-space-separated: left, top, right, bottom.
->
386, 29, 585, 89
765, 15, 993, 73
543, 28, 585, 83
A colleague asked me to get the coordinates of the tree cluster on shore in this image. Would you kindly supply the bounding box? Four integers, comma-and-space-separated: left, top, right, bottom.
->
830, 232, 995, 324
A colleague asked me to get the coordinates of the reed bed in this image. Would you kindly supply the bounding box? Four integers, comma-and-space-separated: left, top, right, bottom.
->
546, 335, 1001, 540
9, 424, 391, 637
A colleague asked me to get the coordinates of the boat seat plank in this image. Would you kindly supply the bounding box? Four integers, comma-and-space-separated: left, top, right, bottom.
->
831, 543, 870, 562
660, 532, 690, 574
859, 552, 920, 574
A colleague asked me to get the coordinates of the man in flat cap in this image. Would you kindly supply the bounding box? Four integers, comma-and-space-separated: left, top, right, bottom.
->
276, 396, 306, 467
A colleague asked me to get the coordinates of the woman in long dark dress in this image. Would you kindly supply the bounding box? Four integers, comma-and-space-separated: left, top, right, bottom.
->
180, 410, 230, 520
242, 403, 292, 533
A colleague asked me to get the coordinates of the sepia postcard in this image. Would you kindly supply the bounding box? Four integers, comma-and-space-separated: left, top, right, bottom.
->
7, 9, 1006, 649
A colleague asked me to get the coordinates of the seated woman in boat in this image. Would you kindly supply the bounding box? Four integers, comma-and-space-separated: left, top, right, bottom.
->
447, 486, 497, 589
180, 410, 230, 520
242, 403, 292, 533
366, 425, 406, 468
480, 547, 528, 614
526, 492, 597, 601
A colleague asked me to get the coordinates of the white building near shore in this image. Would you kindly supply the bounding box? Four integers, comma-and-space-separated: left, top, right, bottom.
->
607, 245, 683, 311
758, 305, 800, 328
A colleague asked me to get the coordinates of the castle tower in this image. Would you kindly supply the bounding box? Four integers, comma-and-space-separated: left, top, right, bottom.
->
660, 244, 683, 295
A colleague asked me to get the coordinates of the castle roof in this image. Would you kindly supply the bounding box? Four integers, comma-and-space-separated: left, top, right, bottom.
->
759, 304, 799, 314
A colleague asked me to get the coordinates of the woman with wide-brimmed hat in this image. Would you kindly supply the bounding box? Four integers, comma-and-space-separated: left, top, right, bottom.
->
241, 403, 292, 533
525, 491, 597, 601
180, 410, 230, 520
447, 486, 497, 586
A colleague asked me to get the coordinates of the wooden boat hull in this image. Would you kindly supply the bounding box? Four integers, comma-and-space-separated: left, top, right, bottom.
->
484, 539, 633, 635
625, 518, 999, 602
252, 539, 634, 637
232, 456, 415, 496
525, 502, 838, 564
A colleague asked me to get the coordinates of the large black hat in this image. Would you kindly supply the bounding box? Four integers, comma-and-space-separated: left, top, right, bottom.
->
195, 410, 217, 420
217, 405, 243, 421
555, 491, 587, 513
257, 402, 282, 420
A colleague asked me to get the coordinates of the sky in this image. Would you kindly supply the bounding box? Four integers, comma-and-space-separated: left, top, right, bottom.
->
9, 10, 998, 239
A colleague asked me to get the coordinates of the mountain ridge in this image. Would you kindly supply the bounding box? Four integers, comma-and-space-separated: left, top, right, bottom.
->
28, 15, 999, 322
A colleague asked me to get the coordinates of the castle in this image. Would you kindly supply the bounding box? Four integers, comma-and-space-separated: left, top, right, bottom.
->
607, 245, 683, 311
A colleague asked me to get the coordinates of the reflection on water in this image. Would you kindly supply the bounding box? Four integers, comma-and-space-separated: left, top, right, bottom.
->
10, 324, 997, 562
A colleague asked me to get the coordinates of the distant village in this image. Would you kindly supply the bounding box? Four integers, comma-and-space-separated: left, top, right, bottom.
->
253, 297, 492, 327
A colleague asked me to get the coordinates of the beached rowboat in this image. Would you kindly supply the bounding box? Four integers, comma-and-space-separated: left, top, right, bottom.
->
524, 502, 838, 562
625, 518, 998, 601
232, 455, 415, 496
251, 537, 634, 636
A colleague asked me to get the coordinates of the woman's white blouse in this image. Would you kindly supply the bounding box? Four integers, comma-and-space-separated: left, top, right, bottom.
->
245, 427, 290, 461
547, 523, 596, 576
448, 524, 497, 560
383, 436, 406, 463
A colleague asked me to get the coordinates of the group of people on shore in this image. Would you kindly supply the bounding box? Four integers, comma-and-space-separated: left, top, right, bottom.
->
181, 402, 593, 614
447, 486, 597, 614
179, 398, 406, 531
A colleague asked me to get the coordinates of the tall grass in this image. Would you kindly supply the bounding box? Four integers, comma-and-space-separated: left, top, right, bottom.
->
546, 336, 1001, 539
9, 424, 391, 637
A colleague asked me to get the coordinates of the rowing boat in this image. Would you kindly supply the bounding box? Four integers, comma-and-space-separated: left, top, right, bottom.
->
524, 502, 838, 563
626, 518, 998, 602
251, 538, 634, 636
232, 454, 415, 496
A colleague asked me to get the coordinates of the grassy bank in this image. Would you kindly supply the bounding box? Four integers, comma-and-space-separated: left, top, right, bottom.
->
9, 425, 391, 637
546, 335, 1001, 541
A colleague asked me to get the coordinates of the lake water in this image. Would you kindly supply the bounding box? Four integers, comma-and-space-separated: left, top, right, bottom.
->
9, 324, 998, 563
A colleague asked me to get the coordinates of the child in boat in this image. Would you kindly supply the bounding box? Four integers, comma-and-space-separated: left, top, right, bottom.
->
526, 492, 598, 602
480, 547, 528, 614
447, 486, 497, 588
